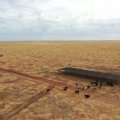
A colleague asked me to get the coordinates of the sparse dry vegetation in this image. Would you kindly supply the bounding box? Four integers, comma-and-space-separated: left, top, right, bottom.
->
0, 41, 120, 120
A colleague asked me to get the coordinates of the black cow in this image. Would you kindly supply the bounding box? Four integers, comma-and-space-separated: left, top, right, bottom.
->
75, 90, 79, 94
84, 95, 90, 98
63, 86, 68, 91
106, 81, 114, 87
86, 86, 90, 89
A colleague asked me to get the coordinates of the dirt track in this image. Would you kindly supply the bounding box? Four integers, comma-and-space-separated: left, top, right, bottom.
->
0, 68, 79, 91
1, 86, 54, 120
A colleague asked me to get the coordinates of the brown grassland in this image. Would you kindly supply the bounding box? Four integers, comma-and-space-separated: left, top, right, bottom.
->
0, 41, 120, 120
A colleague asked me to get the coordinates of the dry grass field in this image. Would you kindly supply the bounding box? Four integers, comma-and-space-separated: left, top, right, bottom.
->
0, 41, 120, 120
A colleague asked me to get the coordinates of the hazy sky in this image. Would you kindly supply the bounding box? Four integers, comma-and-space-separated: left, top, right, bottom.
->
0, 0, 120, 40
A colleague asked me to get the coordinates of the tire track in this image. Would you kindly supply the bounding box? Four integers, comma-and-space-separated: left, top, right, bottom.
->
0, 68, 77, 91
1, 86, 54, 120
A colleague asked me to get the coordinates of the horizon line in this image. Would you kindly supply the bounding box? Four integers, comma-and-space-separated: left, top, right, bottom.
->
0, 39, 120, 42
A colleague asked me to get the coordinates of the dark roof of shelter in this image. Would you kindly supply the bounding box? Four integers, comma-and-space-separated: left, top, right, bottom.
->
58, 67, 120, 82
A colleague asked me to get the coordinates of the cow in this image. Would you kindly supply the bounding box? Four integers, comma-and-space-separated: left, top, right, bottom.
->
63, 86, 68, 91
84, 95, 90, 99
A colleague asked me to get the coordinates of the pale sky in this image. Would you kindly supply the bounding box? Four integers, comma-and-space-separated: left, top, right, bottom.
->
0, 0, 120, 40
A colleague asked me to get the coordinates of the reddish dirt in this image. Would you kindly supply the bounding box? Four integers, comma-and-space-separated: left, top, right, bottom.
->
0, 68, 78, 91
